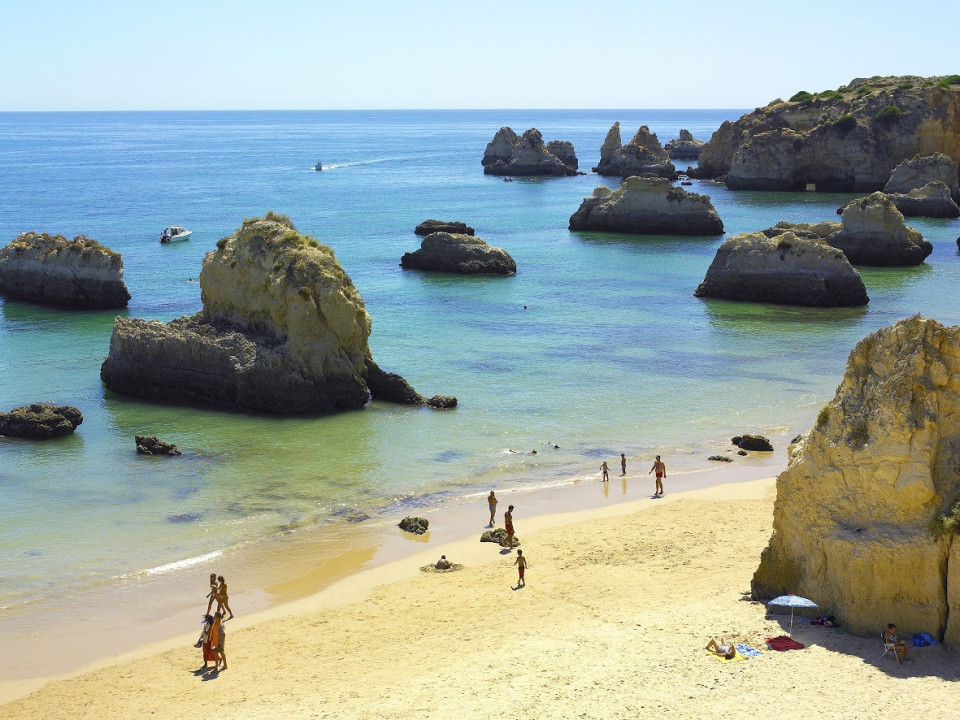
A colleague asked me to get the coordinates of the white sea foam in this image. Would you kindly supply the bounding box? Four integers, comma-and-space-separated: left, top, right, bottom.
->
141, 549, 223, 577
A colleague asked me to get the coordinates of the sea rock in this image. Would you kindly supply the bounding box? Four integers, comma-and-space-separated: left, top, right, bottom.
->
414, 220, 475, 237
0, 233, 130, 309
694, 232, 868, 307
401, 232, 516, 275
135, 435, 181, 456
0, 403, 83, 439
398, 516, 429, 535
708, 455, 733, 462
569, 176, 723, 235
752, 316, 960, 645
480, 528, 520, 546
481, 127, 578, 176
734, 434, 774, 451
884, 182, 960, 218
691, 76, 960, 192
101, 212, 453, 414
594, 123, 677, 179
365, 360, 457, 409
665, 129, 705, 159
884, 153, 959, 201
770, 193, 932, 266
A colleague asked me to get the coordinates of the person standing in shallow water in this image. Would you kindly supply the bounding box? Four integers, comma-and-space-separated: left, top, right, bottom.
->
600, 461, 610, 482
620, 453, 627, 476
649, 455, 666, 496
488, 490, 498, 526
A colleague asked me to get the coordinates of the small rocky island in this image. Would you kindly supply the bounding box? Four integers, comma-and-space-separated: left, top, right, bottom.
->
769, 192, 932, 266
691, 75, 960, 192
414, 220, 475, 236
569, 176, 723, 235
101, 212, 455, 414
481, 127, 578, 176
664, 129, 705, 160
594, 123, 676, 179
0, 232, 130, 309
401, 232, 516, 275
694, 231, 868, 307
0, 403, 83, 439
882, 153, 960, 217
753, 316, 960, 645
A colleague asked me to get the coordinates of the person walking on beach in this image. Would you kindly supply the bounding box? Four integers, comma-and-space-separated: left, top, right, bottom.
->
600, 461, 610, 482
620, 453, 627, 476
514, 549, 528, 588
502, 505, 516, 549
199, 614, 215, 667
649, 455, 666, 496
204, 572, 218, 615
488, 490, 498, 526
216, 575, 234, 620
214, 611, 227, 671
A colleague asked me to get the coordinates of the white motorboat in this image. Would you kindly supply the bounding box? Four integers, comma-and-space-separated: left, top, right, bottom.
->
314, 160, 323, 171
160, 226, 192, 243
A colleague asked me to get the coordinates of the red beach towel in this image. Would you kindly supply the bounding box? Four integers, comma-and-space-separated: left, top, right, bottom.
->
766, 635, 805, 651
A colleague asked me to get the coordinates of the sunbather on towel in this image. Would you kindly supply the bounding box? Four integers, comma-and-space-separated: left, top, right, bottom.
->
706, 638, 736, 659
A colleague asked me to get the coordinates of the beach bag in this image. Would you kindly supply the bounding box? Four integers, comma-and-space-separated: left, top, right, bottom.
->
913, 632, 935, 646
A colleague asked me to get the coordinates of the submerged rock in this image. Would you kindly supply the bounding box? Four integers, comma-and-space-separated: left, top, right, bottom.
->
0, 233, 130, 309
101, 213, 453, 414
135, 435, 182, 456
398, 516, 429, 535
694, 232, 868, 307
733, 434, 773, 451
0, 403, 83, 439
665, 129, 705, 159
481, 127, 578, 176
414, 220, 475, 237
569, 176, 723, 235
708, 455, 733, 462
401, 232, 516, 275
752, 316, 960, 645
594, 123, 677, 179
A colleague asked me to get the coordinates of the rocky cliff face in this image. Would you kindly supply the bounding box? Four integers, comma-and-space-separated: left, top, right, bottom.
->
694, 231, 868, 307
665, 129, 705, 159
884, 153, 959, 201
569, 176, 723, 235
691, 76, 960, 192
401, 232, 516, 275
101, 213, 454, 413
885, 182, 960, 218
753, 317, 960, 645
481, 127, 578, 176
594, 124, 676, 179
0, 233, 130, 309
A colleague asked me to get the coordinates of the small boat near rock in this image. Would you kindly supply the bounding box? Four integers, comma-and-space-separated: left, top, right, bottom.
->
314, 160, 323, 171
160, 226, 192, 243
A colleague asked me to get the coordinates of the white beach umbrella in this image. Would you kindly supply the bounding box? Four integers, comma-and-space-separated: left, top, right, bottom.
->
768, 594, 817, 636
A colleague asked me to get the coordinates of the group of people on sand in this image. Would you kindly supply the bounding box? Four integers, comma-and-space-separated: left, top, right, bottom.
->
600, 454, 666, 496
195, 573, 233, 672
487, 491, 528, 588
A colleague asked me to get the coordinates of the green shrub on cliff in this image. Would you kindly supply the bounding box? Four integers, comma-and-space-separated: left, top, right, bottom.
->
855, 85, 875, 97
816, 90, 841, 100
898, 82, 914, 89
930, 495, 960, 537
874, 105, 903, 125
789, 91, 813, 103
938, 74, 960, 88
832, 115, 857, 133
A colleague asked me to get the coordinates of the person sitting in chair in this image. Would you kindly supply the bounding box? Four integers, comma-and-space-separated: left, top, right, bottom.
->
884, 623, 908, 662
706, 637, 736, 659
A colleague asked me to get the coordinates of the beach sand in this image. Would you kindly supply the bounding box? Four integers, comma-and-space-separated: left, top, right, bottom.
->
3, 476, 958, 719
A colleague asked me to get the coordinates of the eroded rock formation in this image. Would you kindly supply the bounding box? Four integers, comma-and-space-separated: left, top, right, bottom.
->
885, 182, 960, 218
884, 153, 960, 201
0, 233, 130, 309
569, 176, 723, 235
135, 435, 181, 456
690, 76, 960, 192
752, 316, 960, 645
101, 213, 454, 414
481, 127, 578, 176
401, 232, 516, 275
694, 232, 868, 307
415, 220, 475, 236
0, 403, 83, 438
594, 123, 677, 179
665, 129, 705, 159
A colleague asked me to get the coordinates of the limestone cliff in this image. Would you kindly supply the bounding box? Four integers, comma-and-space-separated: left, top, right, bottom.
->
694, 231, 868, 307
884, 153, 959, 201
753, 317, 960, 646
691, 76, 960, 192
593, 124, 676, 179
884, 182, 960, 218
101, 213, 454, 413
481, 127, 578, 176
401, 232, 516, 275
569, 176, 723, 235
0, 233, 130, 309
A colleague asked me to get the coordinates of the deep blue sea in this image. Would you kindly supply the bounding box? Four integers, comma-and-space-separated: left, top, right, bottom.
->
1, 110, 958, 620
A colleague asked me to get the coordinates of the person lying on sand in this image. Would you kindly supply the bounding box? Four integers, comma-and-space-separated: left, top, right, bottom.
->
436, 555, 451, 570
706, 638, 736, 659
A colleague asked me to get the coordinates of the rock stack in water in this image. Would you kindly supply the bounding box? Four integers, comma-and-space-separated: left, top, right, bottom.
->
753, 317, 960, 645
882, 153, 960, 217
414, 220, 475, 236
401, 232, 516, 275
100, 212, 455, 413
694, 232, 868, 307
665, 129, 705, 159
593, 123, 677, 179
0, 233, 130, 309
481, 127, 578, 176
569, 176, 723, 235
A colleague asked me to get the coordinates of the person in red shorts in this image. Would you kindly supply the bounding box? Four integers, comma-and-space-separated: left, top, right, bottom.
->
514, 549, 528, 587
501, 505, 516, 549
649, 455, 666, 496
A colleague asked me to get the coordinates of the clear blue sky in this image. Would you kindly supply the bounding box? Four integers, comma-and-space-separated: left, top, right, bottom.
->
2, 0, 957, 111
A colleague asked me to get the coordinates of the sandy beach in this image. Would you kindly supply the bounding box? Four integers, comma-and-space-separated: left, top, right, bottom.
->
4, 473, 958, 720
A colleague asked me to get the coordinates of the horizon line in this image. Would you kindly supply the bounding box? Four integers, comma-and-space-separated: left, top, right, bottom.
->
0, 107, 751, 114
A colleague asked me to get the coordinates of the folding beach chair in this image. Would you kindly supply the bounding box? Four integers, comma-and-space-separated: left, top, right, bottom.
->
881, 633, 902, 664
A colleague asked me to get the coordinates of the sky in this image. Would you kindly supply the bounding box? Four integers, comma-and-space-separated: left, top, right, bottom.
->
1, 0, 958, 111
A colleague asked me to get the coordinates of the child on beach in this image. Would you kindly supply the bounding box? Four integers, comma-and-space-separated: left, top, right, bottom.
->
501, 505, 516, 549
600, 461, 609, 482
514, 549, 528, 587
488, 490, 498, 526
649, 455, 666, 496
216, 575, 234, 620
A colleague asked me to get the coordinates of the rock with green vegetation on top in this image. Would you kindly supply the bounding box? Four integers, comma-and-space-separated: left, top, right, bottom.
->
0, 403, 83, 438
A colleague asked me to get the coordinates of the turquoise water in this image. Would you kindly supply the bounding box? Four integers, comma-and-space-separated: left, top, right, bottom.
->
1, 110, 959, 613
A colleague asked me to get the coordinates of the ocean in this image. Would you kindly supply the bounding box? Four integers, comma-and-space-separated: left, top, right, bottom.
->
1, 109, 958, 624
